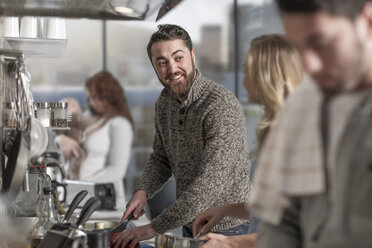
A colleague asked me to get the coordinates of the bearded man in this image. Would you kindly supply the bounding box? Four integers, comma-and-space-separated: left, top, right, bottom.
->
113, 24, 251, 248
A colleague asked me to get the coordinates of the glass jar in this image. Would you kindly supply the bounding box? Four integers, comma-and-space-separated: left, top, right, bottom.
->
4, 102, 17, 128
35, 102, 51, 127
51, 102, 68, 128
28, 187, 58, 248
14, 166, 47, 217
50, 102, 57, 127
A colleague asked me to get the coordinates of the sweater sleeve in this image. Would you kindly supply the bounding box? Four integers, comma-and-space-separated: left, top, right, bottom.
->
135, 110, 173, 197
86, 117, 133, 182
150, 100, 250, 233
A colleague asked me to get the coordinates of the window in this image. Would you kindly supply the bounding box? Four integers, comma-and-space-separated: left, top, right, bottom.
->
25, 0, 284, 198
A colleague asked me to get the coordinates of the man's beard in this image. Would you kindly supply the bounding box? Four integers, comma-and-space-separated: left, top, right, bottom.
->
170, 69, 195, 101
316, 32, 367, 97
161, 62, 196, 102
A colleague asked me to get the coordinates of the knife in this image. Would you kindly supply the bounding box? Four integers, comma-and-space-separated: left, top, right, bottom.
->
76, 199, 102, 227
111, 211, 134, 233
63, 190, 88, 222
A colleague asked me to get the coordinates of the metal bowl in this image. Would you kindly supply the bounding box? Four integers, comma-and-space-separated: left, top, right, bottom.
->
155, 234, 202, 248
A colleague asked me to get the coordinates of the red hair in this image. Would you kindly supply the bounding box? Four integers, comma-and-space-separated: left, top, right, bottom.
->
85, 71, 134, 128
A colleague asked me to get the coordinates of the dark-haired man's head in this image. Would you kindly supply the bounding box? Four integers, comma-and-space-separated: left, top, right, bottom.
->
276, 0, 372, 96
276, 0, 368, 20
147, 24, 193, 60
147, 24, 196, 102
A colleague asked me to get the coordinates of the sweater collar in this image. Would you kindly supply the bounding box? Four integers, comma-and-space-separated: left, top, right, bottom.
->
178, 70, 210, 107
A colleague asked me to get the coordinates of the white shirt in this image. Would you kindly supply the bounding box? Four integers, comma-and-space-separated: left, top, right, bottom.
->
80, 116, 133, 207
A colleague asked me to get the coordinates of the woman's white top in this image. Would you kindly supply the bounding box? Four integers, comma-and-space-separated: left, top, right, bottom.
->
79, 116, 133, 207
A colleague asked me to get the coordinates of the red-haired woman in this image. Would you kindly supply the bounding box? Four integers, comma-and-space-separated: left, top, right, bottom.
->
58, 71, 134, 207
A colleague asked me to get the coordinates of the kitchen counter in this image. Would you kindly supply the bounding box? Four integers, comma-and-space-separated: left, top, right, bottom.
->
11, 207, 186, 248
89, 207, 151, 226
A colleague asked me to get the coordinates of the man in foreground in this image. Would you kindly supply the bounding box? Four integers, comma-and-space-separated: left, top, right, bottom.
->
251, 0, 372, 247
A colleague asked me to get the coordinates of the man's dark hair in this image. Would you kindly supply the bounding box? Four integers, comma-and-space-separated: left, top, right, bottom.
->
276, 0, 368, 19
146, 24, 193, 62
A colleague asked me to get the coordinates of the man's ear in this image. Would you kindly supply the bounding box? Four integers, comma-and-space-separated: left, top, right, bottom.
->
191, 48, 196, 64
361, 2, 372, 38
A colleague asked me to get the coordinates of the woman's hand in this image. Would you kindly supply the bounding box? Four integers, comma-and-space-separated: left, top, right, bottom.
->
199, 233, 257, 248
192, 205, 228, 237
57, 134, 80, 160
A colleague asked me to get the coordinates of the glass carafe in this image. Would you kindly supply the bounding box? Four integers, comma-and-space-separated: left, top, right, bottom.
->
28, 187, 58, 248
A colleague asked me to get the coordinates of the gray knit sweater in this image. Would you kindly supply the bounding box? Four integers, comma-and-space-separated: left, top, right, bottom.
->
136, 71, 251, 234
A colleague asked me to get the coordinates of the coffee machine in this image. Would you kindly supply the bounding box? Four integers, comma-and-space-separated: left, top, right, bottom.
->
1, 50, 33, 200
0, 50, 53, 217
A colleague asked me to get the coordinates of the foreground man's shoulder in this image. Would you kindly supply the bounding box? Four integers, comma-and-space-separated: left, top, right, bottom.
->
285, 77, 321, 105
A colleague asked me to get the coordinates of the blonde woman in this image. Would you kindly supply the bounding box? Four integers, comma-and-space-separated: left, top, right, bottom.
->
192, 34, 304, 248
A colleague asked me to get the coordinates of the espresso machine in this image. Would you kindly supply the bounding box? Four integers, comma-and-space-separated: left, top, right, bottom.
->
0, 48, 70, 248
0, 44, 113, 248
0, 48, 65, 215
0, 50, 33, 200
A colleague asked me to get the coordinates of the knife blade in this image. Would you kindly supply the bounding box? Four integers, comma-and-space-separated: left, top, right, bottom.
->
111, 211, 134, 233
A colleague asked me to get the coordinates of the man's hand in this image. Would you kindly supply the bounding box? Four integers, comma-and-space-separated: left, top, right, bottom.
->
112, 224, 156, 248
122, 190, 147, 221
57, 134, 80, 159
199, 233, 257, 248
192, 205, 227, 237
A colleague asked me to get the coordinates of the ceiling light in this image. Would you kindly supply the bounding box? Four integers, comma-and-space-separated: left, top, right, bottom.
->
114, 6, 135, 14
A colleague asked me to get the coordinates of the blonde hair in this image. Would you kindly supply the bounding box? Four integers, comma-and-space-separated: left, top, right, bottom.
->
245, 34, 304, 149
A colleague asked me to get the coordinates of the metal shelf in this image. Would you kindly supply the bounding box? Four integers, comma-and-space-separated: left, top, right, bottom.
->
4, 37, 68, 58
48, 127, 70, 131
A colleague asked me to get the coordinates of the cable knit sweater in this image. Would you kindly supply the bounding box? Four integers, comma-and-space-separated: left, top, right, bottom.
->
136, 71, 251, 234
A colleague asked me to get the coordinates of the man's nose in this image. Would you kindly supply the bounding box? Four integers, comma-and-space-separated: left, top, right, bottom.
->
301, 50, 323, 75
168, 60, 177, 73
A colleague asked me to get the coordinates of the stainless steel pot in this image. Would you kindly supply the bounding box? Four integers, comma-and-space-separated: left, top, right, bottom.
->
155, 234, 202, 248
84, 220, 119, 231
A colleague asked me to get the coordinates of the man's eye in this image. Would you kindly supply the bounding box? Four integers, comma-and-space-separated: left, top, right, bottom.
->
310, 38, 332, 52
311, 43, 326, 52
175, 56, 183, 61
158, 61, 167, 67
